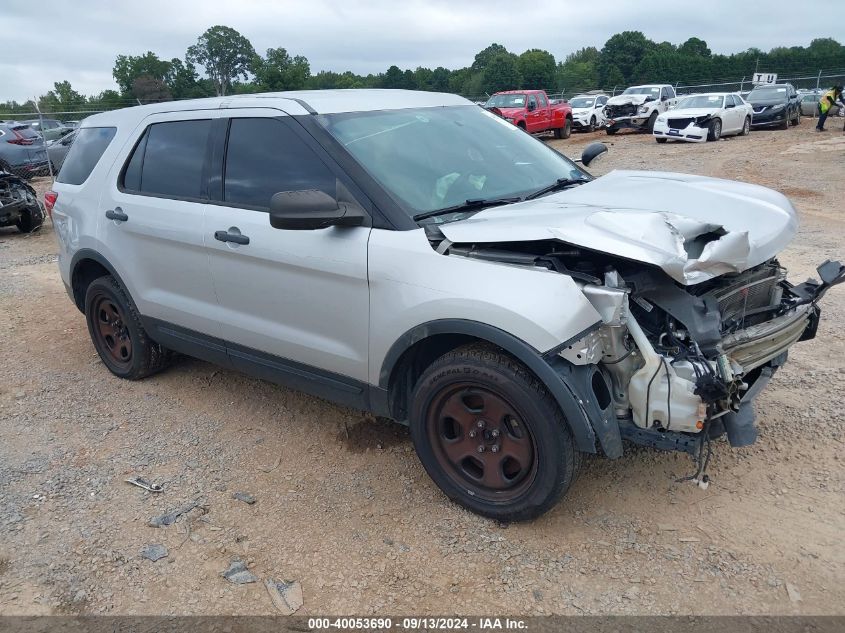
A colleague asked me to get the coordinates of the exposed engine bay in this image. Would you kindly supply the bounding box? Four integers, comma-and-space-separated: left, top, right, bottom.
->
428, 231, 844, 478
0, 170, 43, 230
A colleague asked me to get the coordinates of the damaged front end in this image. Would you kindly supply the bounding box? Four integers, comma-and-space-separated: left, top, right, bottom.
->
434, 233, 843, 478
0, 170, 43, 229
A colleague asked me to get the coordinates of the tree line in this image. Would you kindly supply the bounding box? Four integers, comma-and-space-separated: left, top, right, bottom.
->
3, 26, 844, 116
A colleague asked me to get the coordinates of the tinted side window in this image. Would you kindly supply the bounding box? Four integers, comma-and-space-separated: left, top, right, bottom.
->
131, 120, 210, 199
56, 127, 117, 185
223, 118, 335, 209
537, 93, 547, 108
528, 95, 538, 110
122, 128, 148, 191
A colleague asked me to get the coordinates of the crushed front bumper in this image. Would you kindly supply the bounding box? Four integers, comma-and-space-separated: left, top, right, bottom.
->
605, 116, 650, 131
653, 121, 708, 142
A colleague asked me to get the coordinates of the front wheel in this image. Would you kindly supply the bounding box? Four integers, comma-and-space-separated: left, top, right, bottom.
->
588, 116, 596, 132
410, 345, 581, 521
792, 108, 801, 125
605, 126, 618, 135
707, 118, 722, 141
646, 111, 658, 133
739, 116, 751, 136
655, 137, 668, 144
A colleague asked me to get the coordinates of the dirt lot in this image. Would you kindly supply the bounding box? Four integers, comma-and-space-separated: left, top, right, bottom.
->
1, 123, 843, 617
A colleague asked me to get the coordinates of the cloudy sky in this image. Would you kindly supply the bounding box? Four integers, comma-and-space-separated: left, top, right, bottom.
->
1, 0, 841, 102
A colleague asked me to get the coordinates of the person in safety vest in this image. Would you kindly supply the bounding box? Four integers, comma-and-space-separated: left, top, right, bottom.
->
816, 85, 845, 132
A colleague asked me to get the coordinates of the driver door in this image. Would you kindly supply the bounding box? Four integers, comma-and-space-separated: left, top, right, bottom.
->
203, 109, 372, 392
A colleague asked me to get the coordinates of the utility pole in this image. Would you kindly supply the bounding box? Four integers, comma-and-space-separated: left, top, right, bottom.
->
33, 98, 54, 181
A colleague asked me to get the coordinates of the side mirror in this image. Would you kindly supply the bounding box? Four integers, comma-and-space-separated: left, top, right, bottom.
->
660, 95, 668, 102
269, 182, 367, 230
580, 142, 608, 167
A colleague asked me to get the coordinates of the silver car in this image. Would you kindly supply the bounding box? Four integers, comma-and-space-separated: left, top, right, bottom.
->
48, 91, 843, 520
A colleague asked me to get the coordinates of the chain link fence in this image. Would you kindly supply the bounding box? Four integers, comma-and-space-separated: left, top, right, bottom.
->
462, 67, 845, 103
3, 66, 844, 182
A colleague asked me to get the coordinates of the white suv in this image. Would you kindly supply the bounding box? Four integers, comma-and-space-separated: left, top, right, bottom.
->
48, 90, 842, 521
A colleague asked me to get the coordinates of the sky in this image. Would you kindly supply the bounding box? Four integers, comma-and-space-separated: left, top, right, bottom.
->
1, 0, 842, 102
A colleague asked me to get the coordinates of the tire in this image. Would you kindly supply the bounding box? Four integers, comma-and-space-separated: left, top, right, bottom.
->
780, 113, 789, 130
84, 275, 172, 380
739, 116, 751, 136
588, 116, 596, 132
409, 344, 581, 521
792, 108, 801, 126
707, 118, 722, 141
554, 118, 572, 139
517, 122, 527, 132
605, 126, 618, 135
16, 203, 44, 233
655, 137, 668, 144
646, 111, 658, 133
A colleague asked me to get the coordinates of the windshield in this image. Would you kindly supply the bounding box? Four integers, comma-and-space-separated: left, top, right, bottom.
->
676, 95, 724, 109
622, 86, 661, 98
317, 105, 584, 220
748, 86, 787, 100
569, 97, 595, 108
484, 94, 526, 108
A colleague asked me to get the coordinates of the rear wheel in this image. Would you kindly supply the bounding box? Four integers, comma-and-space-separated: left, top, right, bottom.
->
554, 118, 572, 139
707, 118, 722, 141
410, 345, 581, 521
84, 276, 172, 380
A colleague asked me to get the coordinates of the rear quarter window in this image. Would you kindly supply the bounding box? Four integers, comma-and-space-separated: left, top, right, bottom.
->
56, 127, 117, 185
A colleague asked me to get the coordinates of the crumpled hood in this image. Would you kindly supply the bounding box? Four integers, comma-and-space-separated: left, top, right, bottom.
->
438, 170, 798, 285
664, 107, 720, 118
606, 93, 651, 106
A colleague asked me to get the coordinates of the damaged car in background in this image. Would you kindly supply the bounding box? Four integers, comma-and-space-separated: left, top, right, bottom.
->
653, 92, 753, 143
52, 92, 843, 522
0, 169, 44, 233
604, 84, 678, 134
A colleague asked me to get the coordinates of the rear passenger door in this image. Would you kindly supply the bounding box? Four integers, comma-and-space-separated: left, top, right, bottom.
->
101, 111, 224, 346
203, 109, 372, 392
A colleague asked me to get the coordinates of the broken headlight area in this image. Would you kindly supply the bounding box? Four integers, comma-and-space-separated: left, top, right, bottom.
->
437, 237, 841, 478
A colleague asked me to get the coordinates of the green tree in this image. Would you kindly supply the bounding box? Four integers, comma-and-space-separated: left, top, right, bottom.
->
38, 81, 86, 114
253, 48, 311, 91
166, 59, 205, 98
472, 43, 510, 72
482, 52, 522, 93
113, 52, 172, 95
187, 26, 257, 96
598, 31, 654, 84
132, 76, 172, 103
679, 37, 711, 58
517, 49, 556, 89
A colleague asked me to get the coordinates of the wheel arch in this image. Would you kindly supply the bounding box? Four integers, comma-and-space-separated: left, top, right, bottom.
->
378, 319, 613, 455
69, 249, 127, 313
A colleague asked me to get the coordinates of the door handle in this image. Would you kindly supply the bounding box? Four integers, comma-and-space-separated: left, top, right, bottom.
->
214, 230, 250, 245
105, 208, 128, 222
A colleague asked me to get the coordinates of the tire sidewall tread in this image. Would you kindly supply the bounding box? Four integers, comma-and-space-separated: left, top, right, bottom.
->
409, 344, 579, 522
84, 275, 171, 380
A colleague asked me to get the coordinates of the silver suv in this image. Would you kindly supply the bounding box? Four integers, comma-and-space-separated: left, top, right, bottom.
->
48, 90, 842, 521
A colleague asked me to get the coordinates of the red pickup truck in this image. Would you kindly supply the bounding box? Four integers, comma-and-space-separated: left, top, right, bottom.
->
484, 90, 572, 138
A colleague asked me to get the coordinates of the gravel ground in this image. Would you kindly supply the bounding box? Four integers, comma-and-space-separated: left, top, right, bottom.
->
0, 122, 843, 616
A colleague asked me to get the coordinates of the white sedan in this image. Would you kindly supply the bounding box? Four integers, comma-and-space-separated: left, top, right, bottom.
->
653, 93, 753, 143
